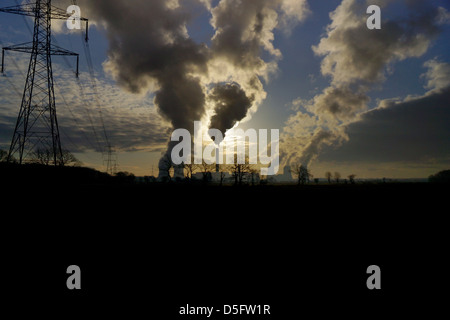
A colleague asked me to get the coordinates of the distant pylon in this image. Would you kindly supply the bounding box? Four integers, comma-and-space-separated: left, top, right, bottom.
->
104, 144, 117, 176
0, 0, 88, 165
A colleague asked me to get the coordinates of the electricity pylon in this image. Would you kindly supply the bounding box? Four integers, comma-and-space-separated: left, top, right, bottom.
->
104, 144, 117, 176
0, 0, 88, 165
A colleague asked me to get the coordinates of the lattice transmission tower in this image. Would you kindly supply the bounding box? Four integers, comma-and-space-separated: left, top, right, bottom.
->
0, 0, 88, 165
104, 144, 118, 176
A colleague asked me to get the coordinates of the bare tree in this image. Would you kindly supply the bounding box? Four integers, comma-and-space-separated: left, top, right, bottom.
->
325, 171, 332, 184
217, 164, 229, 186
249, 169, 259, 186
334, 172, 341, 184
185, 163, 198, 179
31, 149, 81, 166
61, 150, 82, 166
32, 148, 53, 165
292, 165, 312, 185
200, 160, 215, 183
230, 155, 253, 186
348, 174, 356, 184
184, 155, 199, 180
0, 149, 7, 162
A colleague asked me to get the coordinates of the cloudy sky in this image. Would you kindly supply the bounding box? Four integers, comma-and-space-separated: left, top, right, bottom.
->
0, 0, 449, 178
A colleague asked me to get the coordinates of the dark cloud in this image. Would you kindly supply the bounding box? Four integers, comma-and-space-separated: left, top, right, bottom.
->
319, 87, 450, 163
209, 83, 254, 136
211, 0, 278, 70
77, 0, 209, 132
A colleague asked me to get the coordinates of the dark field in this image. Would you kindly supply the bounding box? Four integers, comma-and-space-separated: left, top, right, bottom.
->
1, 163, 448, 318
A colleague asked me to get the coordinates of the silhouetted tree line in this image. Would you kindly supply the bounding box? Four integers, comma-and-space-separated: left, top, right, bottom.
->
0, 148, 81, 166
291, 165, 312, 185
0, 162, 141, 187
0, 148, 143, 186
159, 155, 259, 186
115, 171, 136, 184
324, 171, 357, 184
31, 148, 82, 166
429, 170, 450, 183
290, 167, 357, 186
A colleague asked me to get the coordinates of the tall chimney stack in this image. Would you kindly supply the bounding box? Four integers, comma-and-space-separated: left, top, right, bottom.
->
216, 148, 220, 173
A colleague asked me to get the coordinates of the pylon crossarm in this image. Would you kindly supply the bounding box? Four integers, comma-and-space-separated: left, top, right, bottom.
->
49, 5, 88, 22
0, 3, 88, 21
49, 44, 78, 56
49, 45, 80, 78
0, 4, 37, 17
2, 43, 79, 77
3, 42, 78, 56
49, 6, 89, 42
1, 3, 90, 43
1, 0, 87, 166
3, 42, 34, 54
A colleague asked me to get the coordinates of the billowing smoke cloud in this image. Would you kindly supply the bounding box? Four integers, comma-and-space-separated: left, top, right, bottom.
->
73, 0, 209, 132
206, 0, 309, 129
312, 87, 370, 122
281, 0, 449, 167
61, 0, 309, 174
209, 83, 254, 140
55, 0, 212, 173
296, 129, 339, 167
204, 0, 309, 153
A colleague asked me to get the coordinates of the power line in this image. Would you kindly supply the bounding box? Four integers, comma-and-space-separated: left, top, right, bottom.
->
79, 30, 119, 173
14, 0, 33, 36
2, 18, 103, 160
65, 0, 116, 172
0, 0, 87, 165
81, 36, 110, 146
50, 11, 105, 156
2, 73, 22, 97
2, 1, 115, 170
53, 80, 98, 153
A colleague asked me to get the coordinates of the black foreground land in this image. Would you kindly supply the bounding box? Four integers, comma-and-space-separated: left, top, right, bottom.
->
1, 163, 448, 318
